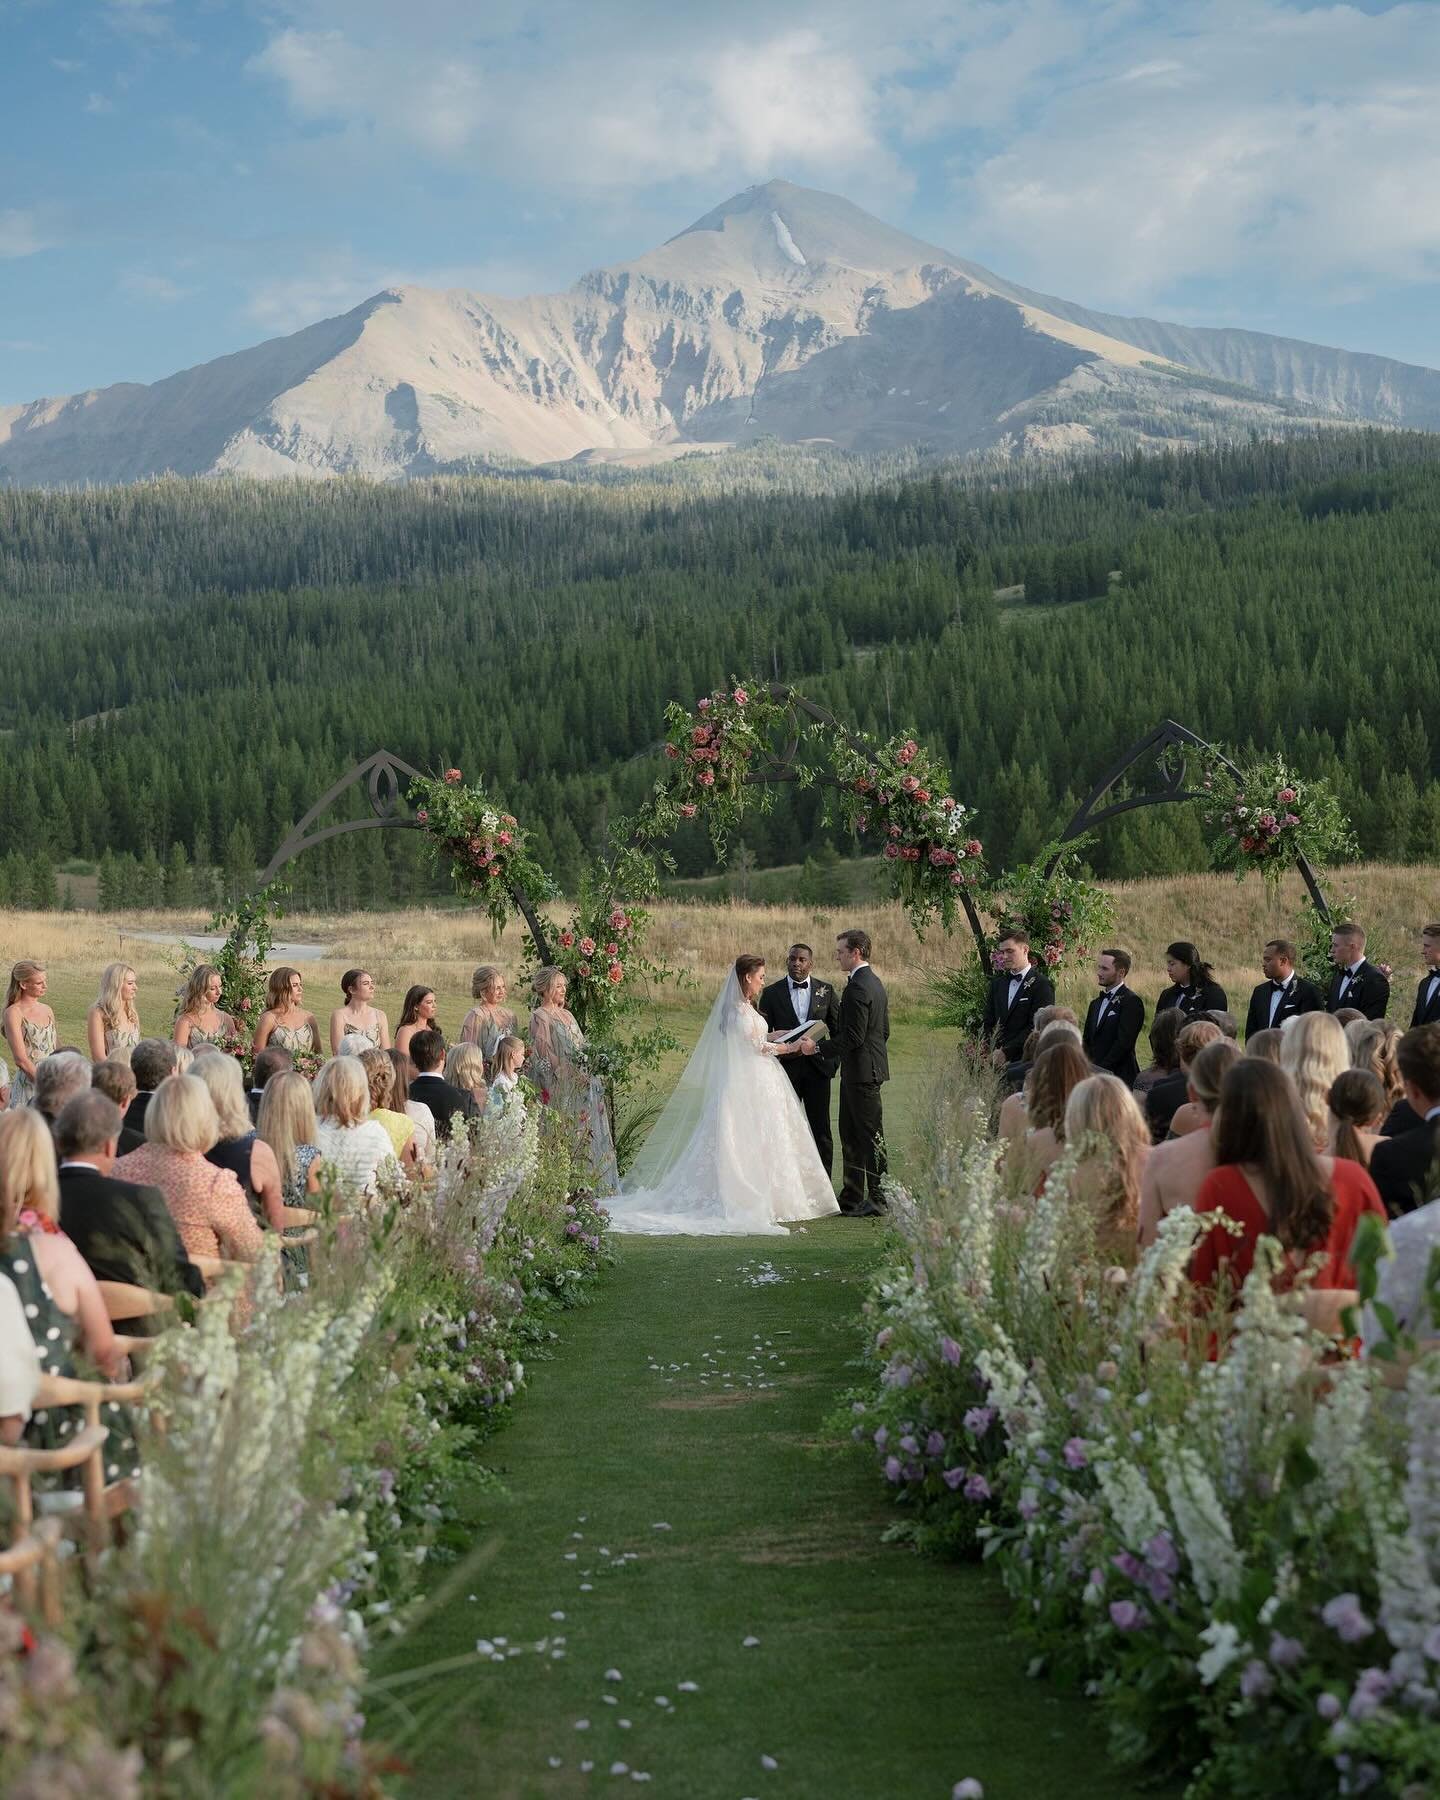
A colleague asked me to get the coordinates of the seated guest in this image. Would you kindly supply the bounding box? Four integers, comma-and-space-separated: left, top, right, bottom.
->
487, 1035, 527, 1118
0, 1269, 38, 1443
1000, 1003, 1077, 1098
1082, 949, 1144, 1083
33, 1050, 93, 1138
1190, 1059, 1386, 1300
115, 1076, 265, 1270
313, 1057, 399, 1199
1244, 1028, 1283, 1064
1016, 1040, 1090, 1186
128, 1038, 177, 1136
1244, 939, 1323, 1041
1410, 922, 1440, 1029
1327, 1069, 1387, 1170
395, 986, 440, 1059
1333, 1007, 1366, 1030
1346, 1018, 1405, 1129
1061, 1074, 1151, 1258
445, 1042, 489, 1115
1134, 1007, 1184, 1099
387, 1048, 437, 1166
194, 1053, 286, 1231
358, 1049, 419, 1168
248, 1045, 294, 1125
92, 1055, 145, 1154
408, 1027, 478, 1142
982, 930, 1055, 1069
54, 1088, 203, 1322
1157, 1021, 1224, 1140
1281, 1011, 1351, 1151
1138, 1039, 1241, 1247
1325, 922, 1390, 1021
1199, 1010, 1238, 1040
257, 1072, 326, 1208
1369, 1026, 1440, 1219
1155, 941, 1227, 1020
999, 1021, 1080, 1143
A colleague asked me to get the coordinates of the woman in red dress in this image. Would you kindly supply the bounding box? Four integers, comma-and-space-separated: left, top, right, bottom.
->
1191, 1058, 1385, 1299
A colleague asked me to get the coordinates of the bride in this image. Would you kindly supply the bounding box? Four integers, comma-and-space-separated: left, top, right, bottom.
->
607, 953, 841, 1235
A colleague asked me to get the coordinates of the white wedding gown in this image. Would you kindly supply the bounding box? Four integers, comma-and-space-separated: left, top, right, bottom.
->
607, 972, 841, 1236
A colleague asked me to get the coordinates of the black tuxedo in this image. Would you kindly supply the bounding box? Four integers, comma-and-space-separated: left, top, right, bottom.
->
1155, 980, 1228, 1021
837, 965, 889, 1213
1411, 973, 1440, 1029
1382, 1098, 1423, 1139
117, 1122, 146, 1157
128, 1089, 154, 1138
1325, 960, 1391, 1022
1082, 985, 1145, 1084
758, 974, 842, 1175
1369, 1115, 1440, 1219
58, 1164, 203, 1325
409, 1072, 478, 1141
1244, 975, 1324, 1041
1144, 1071, 1189, 1142
981, 966, 1055, 1064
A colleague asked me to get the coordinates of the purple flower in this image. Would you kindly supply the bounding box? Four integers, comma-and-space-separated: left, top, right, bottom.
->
875, 1327, 893, 1351
883, 1456, 903, 1483
1111, 1551, 1144, 1582
1109, 1601, 1150, 1632
942, 1467, 966, 1491
376, 1467, 396, 1502
963, 1474, 991, 1502
1269, 1633, 1305, 1671
1017, 1489, 1040, 1522
925, 1430, 946, 1457
1316, 1692, 1342, 1721
904, 1461, 924, 1482
963, 1406, 994, 1437
1240, 1659, 1272, 1701
1062, 1437, 1090, 1470
1142, 1568, 1174, 1607
565, 1221, 582, 1237
940, 1336, 962, 1367
899, 1434, 919, 1455
873, 1426, 889, 1451
1424, 1624, 1440, 1662
1321, 1594, 1375, 1644
1348, 1668, 1393, 1722
1143, 1531, 1178, 1575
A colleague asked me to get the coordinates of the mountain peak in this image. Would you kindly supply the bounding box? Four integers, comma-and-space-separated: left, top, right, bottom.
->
665, 179, 954, 277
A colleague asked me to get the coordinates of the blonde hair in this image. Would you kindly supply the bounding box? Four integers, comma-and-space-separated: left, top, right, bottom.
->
177, 963, 222, 1019
1281, 1011, 1351, 1149
95, 962, 139, 1033
1063, 1074, 1150, 1233
314, 1056, 370, 1128
445, 1043, 487, 1095
148, 1073, 222, 1155
6, 960, 44, 1009
471, 964, 503, 1001
531, 965, 564, 1004
359, 1047, 396, 1112
192, 1050, 253, 1140
494, 1034, 525, 1075
172, 1046, 195, 1076
1347, 1018, 1404, 1108
0, 1108, 60, 1228
257, 1071, 319, 1185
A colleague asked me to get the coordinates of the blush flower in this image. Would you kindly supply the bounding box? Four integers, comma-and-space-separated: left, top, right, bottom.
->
444, 768, 463, 784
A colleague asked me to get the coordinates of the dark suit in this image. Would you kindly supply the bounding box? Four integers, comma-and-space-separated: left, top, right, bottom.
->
128, 1090, 154, 1138
1243, 975, 1324, 1041
58, 1163, 203, 1326
410, 1072, 478, 1141
1382, 1098, 1423, 1139
1155, 980, 1228, 1020
981, 966, 1056, 1064
1082, 985, 1145, 1084
1144, 1071, 1189, 1142
758, 974, 842, 1176
1369, 1114, 1440, 1219
117, 1123, 145, 1157
1325, 960, 1391, 1021
837, 964, 889, 1213
1411, 973, 1440, 1029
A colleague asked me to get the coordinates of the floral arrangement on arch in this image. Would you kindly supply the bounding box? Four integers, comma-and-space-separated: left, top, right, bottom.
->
644, 680, 791, 856
409, 766, 556, 933
1199, 751, 1356, 894
173, 885, 290, 1071
982, 839, 1114, 978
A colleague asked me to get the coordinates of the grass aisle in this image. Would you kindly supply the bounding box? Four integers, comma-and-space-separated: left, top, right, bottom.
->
391, 1218, 1160, 1800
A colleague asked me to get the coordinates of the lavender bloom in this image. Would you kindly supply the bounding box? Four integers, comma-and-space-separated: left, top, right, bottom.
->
884, 1456, 903, 1483
1423, 1624, 1440, 1662
1142, 1568, 1175, 1607
1017, 1490, 1040, 1523
1269, 1633, 1305, 1671
1109, 1600, 1150, 1631
926, 1430, 946, 1457
1316, 1692, 1343, 1721
1143, 1532, 1179, 1575
1111, 1551, 1144, 1581
1239, 1659, 1273, 1701
899, 1434, 919, 1455
942, 1467, 966, 1491
1321, 1594, 1375, 1644
1062, 1437, 1090, 1470
1347, 1668, 1393, 1721
963, 1473, 991, 1502
875, 1327, 893, 1351
873, 1426, 889, 1451
963, 1407, 994, 1437
940, 1336, 962, 1367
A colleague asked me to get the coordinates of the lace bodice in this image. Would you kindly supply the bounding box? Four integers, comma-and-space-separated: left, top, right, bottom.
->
726, 1002, 769, 1048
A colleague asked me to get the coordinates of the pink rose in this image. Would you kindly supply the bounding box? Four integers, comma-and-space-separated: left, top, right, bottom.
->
697, 697, 712, 712
940, 796, 956, 811
733, 687, 749, 705
897, 741, 918, 765
929, 848, 948, 866
1284, 812, 1300, 827
889, 824, 902, 838
915, 789, 930, 803
578, 962, 592, 978
1277, 787, 1297, 804
679, 802, 698, 818
902, 846, 921, 861
560, 931, 575, 948
664, 743, 680, 760
609, 908, 627, 930
239, 996, 252, 1011
950, 871, 966, 887
607, 962, 624, 985
696, 768, 715, 787
883, 843, 901, 860
416, 808, 429, 822
580, 937, 596, 957
692, 726, 712, 746
965, 839, 983, 858
901, 775, 920, 793
444, 768, 463, 784
1044, 944, 1062, 966
605, 942, 619, 957
498, 831, 513, 846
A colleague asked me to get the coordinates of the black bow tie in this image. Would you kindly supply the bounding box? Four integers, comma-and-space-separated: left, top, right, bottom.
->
791, 980, 809, 990
1272, 979, 1291, 992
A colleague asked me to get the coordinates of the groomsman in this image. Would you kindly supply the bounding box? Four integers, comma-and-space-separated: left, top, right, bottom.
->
1411, 923, 1440, 1028
1082, 948, 1145, 1084
759, 943, 842, 1174
1325, 922, 1391, 1021
981, 929, 1055, 1066
1243, 939, 1324, 1040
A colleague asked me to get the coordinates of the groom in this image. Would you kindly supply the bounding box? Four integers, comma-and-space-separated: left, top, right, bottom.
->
835, 928, 889, 1217
759, 943, 842, 1175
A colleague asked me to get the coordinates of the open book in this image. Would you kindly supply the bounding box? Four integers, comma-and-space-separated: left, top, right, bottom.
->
772, 1020, 830, 1044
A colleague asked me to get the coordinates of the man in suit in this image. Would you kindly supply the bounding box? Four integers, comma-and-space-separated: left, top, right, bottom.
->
834, 928, 889, 1217
249, 1045, 294, 1124
1243, 939, 1325, 1041
758, 942, 842, 1176
91, 1056, 145, 1155
981, 929, 1056, 1068
408, 1026, 478, 1141
1325, 922, 1391, 1021
1081, 948, 1145, 1085
1369, 1025, 1440, 1219
54, 1089, 203, 1328
1410, 923, 1440, 1029
128, 1038, 177, 1138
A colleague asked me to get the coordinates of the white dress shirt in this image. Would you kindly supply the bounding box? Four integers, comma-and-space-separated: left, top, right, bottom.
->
1268, 976, 1295, 1026
789, 978, 812, 1025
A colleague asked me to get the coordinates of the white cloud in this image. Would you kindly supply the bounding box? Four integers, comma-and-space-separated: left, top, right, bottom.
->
122, 271, 191, 303
0, 210, 53, 259
85, 91, 114, 114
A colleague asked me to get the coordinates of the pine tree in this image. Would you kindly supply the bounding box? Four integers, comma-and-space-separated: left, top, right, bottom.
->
222, 820, 256, 903
28, 850, 56, 911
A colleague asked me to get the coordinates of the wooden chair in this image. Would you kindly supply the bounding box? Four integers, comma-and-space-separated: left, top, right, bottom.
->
0, 1517, 64, 1625
0, 1423, 110, 1560
31, 1372, 152, 1556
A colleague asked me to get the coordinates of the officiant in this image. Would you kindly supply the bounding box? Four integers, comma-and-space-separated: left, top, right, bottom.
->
760, 942, 843, 1176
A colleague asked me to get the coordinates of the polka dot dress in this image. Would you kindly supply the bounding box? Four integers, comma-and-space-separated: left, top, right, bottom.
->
0, 1234, 139, 1486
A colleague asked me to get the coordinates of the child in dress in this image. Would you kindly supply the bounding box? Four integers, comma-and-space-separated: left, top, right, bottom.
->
486, 1036, 527, 1119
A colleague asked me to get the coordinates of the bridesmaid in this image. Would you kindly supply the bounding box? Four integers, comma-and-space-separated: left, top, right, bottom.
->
173, 964, 239, 1050
86, 962, 142, 1061
252, 967, 323, 1059
394, 985, 440, 1059
329, 969, 391, 1054
459, 964, 519, 1069
3, 961, 58, 1111
527, 966, 618, 1194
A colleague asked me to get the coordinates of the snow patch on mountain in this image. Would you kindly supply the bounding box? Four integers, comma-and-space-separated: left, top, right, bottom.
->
770, 212, 807, 267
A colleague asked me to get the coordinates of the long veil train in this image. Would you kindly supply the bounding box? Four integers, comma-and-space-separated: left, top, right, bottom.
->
606, 970, 839, 1236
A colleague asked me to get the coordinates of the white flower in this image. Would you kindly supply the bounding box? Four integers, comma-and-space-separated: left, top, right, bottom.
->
1196, 1619, 1248, 1686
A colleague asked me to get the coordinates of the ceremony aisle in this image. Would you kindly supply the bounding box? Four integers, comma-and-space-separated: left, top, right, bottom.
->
389, 1221, 1168, 1798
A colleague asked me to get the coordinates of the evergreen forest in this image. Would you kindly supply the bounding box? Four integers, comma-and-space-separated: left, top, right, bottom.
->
0, 427, 1437, 910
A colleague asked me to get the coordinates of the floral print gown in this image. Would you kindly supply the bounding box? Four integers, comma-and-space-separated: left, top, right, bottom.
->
527, 1007, 619, 1195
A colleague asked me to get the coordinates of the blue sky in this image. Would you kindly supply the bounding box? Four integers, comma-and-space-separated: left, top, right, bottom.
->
3, 0, 1437, 404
